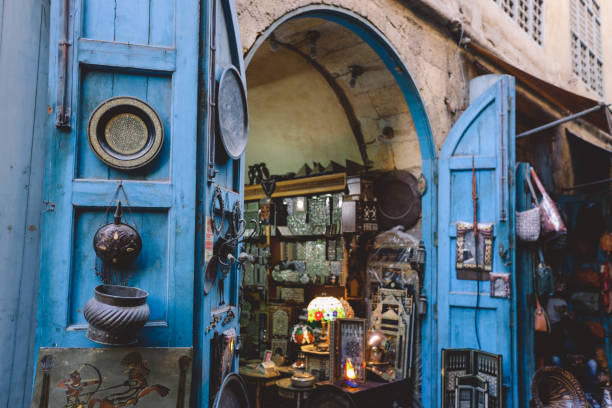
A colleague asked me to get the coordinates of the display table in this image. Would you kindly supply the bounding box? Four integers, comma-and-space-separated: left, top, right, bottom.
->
239, 366, 281, 408
276, 378, 313, 408
301, 344, 330, 381
313, 379, 414, 407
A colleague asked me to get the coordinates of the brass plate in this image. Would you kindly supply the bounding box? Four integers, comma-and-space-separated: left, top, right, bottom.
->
31, 347, 192, 408
88, 96, 164, 170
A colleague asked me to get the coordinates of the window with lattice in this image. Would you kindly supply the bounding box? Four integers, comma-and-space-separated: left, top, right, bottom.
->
570, 0, 604, 96
492, 0, 544, 45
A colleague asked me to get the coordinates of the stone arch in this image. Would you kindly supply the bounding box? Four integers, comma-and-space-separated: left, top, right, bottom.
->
237, 3, 440, 403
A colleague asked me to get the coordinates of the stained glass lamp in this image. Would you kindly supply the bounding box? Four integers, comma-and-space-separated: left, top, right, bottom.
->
307, 296, 345, 350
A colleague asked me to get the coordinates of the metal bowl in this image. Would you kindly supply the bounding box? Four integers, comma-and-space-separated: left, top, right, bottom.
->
291, 372, 315, 388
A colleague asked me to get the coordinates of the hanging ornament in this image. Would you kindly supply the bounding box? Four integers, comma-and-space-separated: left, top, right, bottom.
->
94, 201, 142, 267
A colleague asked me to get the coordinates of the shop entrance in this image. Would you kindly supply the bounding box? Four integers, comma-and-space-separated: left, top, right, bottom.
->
237, 6, 436, 407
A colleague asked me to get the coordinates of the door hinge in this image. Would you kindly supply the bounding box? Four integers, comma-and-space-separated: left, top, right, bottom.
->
43, 200, 55, 212
434, 231, 438, 246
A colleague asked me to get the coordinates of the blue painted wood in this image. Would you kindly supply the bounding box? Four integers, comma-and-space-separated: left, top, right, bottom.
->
78, 39, 177, 72
193, 1, 248, 406
39, 0, 199, 359
0, 0, 49, 405
516, 162, 536, 407
437, 75, 516, 407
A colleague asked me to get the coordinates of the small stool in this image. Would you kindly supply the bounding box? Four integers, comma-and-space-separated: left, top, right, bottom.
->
276, 377, 313, 408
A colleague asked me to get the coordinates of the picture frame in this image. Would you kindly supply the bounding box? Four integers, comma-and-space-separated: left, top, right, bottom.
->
262, 349, 272, 363
329, 318, 367, 384
267, 304, 292, 338
490, 273, 511, 299
456, 222, 494, 280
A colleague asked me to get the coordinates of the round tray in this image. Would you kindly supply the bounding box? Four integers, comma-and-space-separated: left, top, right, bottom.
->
87, 96, 164, 170
216, 66, 249, 159
212, 373, 250, 408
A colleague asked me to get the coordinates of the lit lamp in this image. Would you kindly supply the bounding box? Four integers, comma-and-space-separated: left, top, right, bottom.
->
291, 324, 315, 369
344, 358, 358, 388
307, 296, 345, 350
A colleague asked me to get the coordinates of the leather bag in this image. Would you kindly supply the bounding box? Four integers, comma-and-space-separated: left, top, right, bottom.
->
534, 295, 551, 333
536, 248, 554, 296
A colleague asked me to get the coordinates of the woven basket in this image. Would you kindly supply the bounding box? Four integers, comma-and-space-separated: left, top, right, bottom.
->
517, 206, 541, 242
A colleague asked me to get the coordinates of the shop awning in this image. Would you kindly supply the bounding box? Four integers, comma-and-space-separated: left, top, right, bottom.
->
470, 43, 612, 152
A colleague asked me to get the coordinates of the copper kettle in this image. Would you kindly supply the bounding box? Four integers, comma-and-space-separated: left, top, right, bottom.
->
93, 201, 142, 266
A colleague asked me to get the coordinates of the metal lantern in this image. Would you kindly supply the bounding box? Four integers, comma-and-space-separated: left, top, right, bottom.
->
93, 201, 142, 266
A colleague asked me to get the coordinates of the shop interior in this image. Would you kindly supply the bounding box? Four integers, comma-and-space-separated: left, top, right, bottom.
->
236, 17, 426, 408
512, 81, 612, 405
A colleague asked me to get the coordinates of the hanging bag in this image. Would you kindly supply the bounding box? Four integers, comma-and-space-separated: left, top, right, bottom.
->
534, 247, 551, 333
534, 295, 551, 333
536, 248, 554, 296
529, 168, 567, 241
516, 172, 541, 242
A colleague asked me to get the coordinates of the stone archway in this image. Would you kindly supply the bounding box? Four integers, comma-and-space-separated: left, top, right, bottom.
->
238, 3, 441, 403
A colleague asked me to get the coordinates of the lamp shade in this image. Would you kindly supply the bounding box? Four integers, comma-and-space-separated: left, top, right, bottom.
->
307, 296, 345, 322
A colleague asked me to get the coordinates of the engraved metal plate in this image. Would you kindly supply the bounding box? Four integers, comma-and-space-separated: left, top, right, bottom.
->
31, 347, 192, 408
88, 96, 164, 170
211, 373, 249, 408
216, 66, 248, 159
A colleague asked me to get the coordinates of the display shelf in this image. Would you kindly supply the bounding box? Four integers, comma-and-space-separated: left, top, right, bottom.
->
245, 172, 346, 201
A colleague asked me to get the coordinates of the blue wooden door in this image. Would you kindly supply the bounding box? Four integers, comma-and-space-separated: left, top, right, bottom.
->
40, 0, 199, 347
437, 75, 517, 406
194, 0, 247, 404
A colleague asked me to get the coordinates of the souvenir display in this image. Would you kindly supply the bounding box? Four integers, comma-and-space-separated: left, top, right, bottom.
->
490, 273, 511, 298
369, 288, 416, 379
87, 96, 164, 170
278, 287, 305, 303
302, 346, 330, 381
286, 196, 309, 235
216, 66, 249, 159
441, 348, 503, 408
31, 348, 192, 408
329, 318, 367, 384
455, 222, 494, 280
83, 284, 150, 345
268, 305, 291, 338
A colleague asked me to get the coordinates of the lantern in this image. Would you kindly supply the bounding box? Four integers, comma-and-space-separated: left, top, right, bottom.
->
344, 358, 358, 388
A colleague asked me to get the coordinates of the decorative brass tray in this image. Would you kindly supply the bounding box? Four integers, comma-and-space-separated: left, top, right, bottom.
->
88, 96, 164, 170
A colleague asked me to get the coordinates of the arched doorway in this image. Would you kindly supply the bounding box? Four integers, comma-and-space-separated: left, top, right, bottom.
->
241, 5, 438, 404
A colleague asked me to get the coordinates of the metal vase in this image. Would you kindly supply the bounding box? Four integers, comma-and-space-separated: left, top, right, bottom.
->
84, 284, 150, 345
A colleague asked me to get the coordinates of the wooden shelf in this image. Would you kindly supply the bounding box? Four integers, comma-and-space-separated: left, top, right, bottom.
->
245, 172, 346, 201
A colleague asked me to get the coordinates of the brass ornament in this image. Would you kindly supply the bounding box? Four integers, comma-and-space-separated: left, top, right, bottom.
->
87, 96, 164, 170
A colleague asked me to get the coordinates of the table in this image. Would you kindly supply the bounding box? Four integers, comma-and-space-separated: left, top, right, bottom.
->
239, 366, 281, 408
276, 377, 313, 408
315, 379, 413, 407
